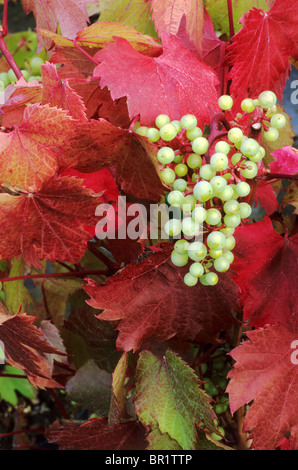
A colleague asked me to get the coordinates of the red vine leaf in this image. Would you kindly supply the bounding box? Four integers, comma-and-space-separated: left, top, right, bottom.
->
0, 176, 100, 267
227, 324, 298, 450
84, 245, 240, 352
94, 34, 219, 127
270, 145, 298, 175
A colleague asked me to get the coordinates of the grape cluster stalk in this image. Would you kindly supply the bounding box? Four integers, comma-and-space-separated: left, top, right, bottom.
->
135, 91, 285, 287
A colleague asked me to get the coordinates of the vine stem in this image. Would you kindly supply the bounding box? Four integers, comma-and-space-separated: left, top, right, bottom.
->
227, 0, 235, 39
0, 0, 23, 79
0, 269, 107, 283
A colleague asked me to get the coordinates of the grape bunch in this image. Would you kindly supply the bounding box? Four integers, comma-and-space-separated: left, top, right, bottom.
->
0, 56, 44, 88
135, 90, 285, 287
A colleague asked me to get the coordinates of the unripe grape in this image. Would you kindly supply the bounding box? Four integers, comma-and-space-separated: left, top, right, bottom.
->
270, 113, 286, 129
174, 239, 189, 254
167, 190, 185, 207
228, 127, 243, 143
249, 146, 265, 162
210, 152, 229, 171
214, 256, 230, 272
209, 249, 223, 259
236, 181, 250, 197
157, 147, 175, 165
160, 123, 177, 141
224, 213, 241, 228
136, 126, 148, 136
210, 176, 227, 193
199, 274, 209, 286
171, 250, 189, 267
155, 114, 170, 128
215, 141, 230, 154
173, 154, 183, 164
241, 98, 255, 113
239, 202, 252, 218
235, 136, 247, 150
30, 56, 45, 74
7, 68, 17, 83
263, 127, 279, 142
189, 262, 204, 277
186, 127, 202, 141
160, 168, 176, 184
164, 219, 181, 236
184, 272, 198, 286
180, 114, 197, 130
193, 181, 213, 202
171, 120, 182, 132
220, 227, 235, 237
21, 69, 30, 81
192, 137, 209, 155
188, 241, 208, 261
205, 272, 219, 285
222, 250, 234, 264
146, 127, 160, 142
240, 161, 258, 179
207, 231, 226, 250
225, 235, 236, 250
223, 199, 240, 215
231, 152, 242, 166
173, 178, 187, 192
181, 217, 200, 237
240, 138, 260, 158
199, 164, 216, 180
206, 208, 222, 225
187, 153, 202, 169
258, 90, 277, 109
218, 185, 234, 201
182, 195, 196, 215
175, 163, 188, 177
191, 205, 207, 224
0, 72, 9, 87
218, 95, 233, 111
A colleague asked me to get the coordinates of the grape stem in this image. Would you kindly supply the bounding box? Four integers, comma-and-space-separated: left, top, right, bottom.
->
227, 0, 235, 39
0, 0, 23, 79
0, 269, 107, 283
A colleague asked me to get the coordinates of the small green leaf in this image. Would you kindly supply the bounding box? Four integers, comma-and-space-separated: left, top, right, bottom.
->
0, 365, 37, 406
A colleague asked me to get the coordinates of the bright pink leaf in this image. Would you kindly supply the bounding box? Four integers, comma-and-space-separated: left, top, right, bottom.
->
227, 324, 298, 450
270, 145, 298, 175
93, 34, 219, 127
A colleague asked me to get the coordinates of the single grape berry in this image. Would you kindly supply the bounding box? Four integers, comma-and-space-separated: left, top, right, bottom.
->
241, 98, 255, 113
173, 178, 187, 192
181, 217, 200, 237
240, 161, 258, 179
189, 262, 205, 277
207, 231, 226, 250
210, 175, 227, 192
210, 152, 229, 171
175, 163, 188, 177
193, 181, 213, 202
160, 123, 177, 141
224, 213, 241, 228
192, 137, 209, 155
30, 57, 45, 74
236, 181, 250, 197
146, 127, 160, 142
270, 113, 286, 129
155, 114, 171, 128
214, 256, 230, 272
263, 127, 279, 142
157, 147, 175, 165
188, 241, 208, 261
136, 126, 148, 136
200, 164, 216, 180
218, 95, 233, 111
171, 250, 189, 267
205, 272, 219, 286
186, 127, 202, 141
180, 114, 197, 130
167, 190, 185, 207
258, 90, 277, 109
164, 219, 181, 236
205, 208, 222, 225
174, 239, 189, 254
239, 202, 252, 219
184, 272, 198, 286
191, 205, 207, 224
240, 138, 260, 158
228, 127, 243, 143
215, 141, 230, 154
160, 168, 176, 184
187, 153, 202, 169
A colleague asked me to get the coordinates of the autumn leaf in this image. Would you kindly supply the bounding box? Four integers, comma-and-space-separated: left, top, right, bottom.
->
227, 324, 298, 450
0, 103, 75, 192
99, 0, 154, 35
233, 217, 298, 332
108, 352, 130, 426
47, 418, 146, 450
253, 182, 278, 215
93, 34, 219, 127
0, 176, 100, 267
84, 245, 240, 352
270, 145, 298, 175
0, 311, 66, 388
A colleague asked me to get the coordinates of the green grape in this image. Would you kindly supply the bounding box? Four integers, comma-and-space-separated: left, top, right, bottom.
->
189, 262, 205, 277
188, 241, 208, 261
167, 190, 185, 207
222, 250, 234, 264
214, 256, 230, 272
28, 75, 41, 82
258, 90, 277, 109
263, 127, 279, 142
218, 185, 234, 201
175, 163, 188, 177
182, 194, 196, 215
249, 146, 265, 162
171, 120, 182, 132
199, 274, 209, 286
215, 141, 230, 154
171, 250, 189, 267
235, 181, 250, 197
192, 136, 209, 155
235, 136, 247, 150
240, 161, 258, 179
164, 219, 181, 236
191, 173, 199, 183
191, 205, 207, 224
155, 114, 170, 128
30, 56, 45, 74
205, 208, 222, 226
240, 138, 260, 158
265, 105, 277, 118
205, 272, 219, 285
270, 113, 286, 129
210, 176, 227, 193
187, 153, 202, 169
180, 114, 197, 130
21, 69, 30, 81
218, 94, 233, 111
173, 178, 187, 192
160, 168, 176, 184
210, 152, 229, 171
228, 127, 243, 143
239, 202, 252, 218
186, 127, 202, 141
220, 227, 235, 237
181, 217, 200, 237
173, 153, 183, 164
207, 231, 226, 250
199, 164, 216, 180
231, 152, 243, 166
241, 98, 255, 113
224, 214, 241, 228
146, 127, 160, 142
7, 68, 17, 83
193, 181, 213, 202
136, 126, 148, 136
157, 147, 175, 165
209, 248, 223, 259
225, 235, 236, 250
174, 239, 189, 254
0, 72, 9, 87
253, 98, 260, 107
160, 123, 178, 141
223, 199, 240, 215
230, 184, 239, 200
223, 172, 233, 181
184, 272, 198, 286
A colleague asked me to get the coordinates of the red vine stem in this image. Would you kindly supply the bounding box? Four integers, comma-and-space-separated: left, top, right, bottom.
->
227, 0, 235, 39
0, 269, 107, 283
2, 0, 8, 37
0, 0, 22, 79
0, 427, 45, 438
48, 389, 71, 420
